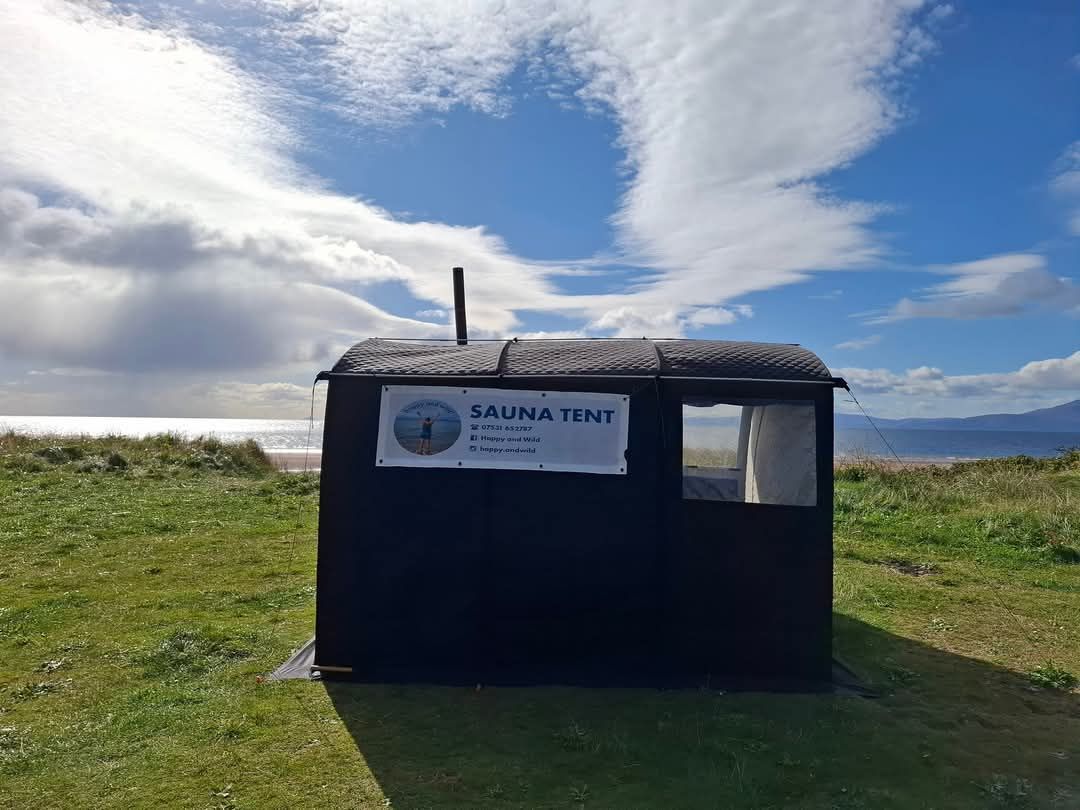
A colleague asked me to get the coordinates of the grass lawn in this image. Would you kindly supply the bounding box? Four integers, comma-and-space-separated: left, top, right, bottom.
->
1, 434, 1078, 809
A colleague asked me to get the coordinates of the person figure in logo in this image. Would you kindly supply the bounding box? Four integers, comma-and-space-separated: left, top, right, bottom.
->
417, 413, 438, 455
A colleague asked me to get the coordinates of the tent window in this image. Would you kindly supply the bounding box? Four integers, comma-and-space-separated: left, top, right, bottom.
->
682, 398, 816, 506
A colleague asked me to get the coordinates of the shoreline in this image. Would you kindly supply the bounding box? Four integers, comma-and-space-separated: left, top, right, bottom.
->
834, 455, 965, 467
264, 448, 977, 473
265, 448, 321, 472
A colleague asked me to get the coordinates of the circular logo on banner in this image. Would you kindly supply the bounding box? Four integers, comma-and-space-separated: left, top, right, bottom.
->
393, 399, 462, 456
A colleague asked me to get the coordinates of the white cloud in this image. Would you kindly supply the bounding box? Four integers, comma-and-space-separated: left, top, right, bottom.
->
586, 304, 750, 337
868, 253, 1080, 323
835, 334, 882, 351
0, 1, 566, 377
547, 0, 939, 312
0, 1, 950, 415
176, 381, 327, 419
1050, 141, 1080, 236
513, 330, 589, 339
0, 189, 437, 372
256, 1, 548, 127
0, 370, 330, 419
686, 307, 746, 329
202, 0, 945, 316
28, 368, 119, 378
926, 4, 954, 23
837, 350, 1080, 399
415, 309, 448, 320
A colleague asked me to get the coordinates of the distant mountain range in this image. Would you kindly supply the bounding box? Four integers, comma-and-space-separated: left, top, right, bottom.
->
836, 399, 1080, 433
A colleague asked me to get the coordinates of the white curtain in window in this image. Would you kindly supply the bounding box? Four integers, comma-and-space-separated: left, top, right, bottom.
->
744, 404, 816, 506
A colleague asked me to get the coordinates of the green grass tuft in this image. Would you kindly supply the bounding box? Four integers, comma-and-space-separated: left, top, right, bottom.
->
33, 445, 84, 464
1, 430, 273, 477
136, 627, 255, 680
1028, 662, 1078, 691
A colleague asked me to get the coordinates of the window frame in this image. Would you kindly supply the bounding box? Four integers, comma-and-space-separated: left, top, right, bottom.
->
679, 394, 819, 507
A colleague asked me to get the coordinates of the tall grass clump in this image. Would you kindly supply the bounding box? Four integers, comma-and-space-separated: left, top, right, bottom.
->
683, 446, 738, 467
837, 451, 1077, 508
835, 450, 1079, 563
0, 431, 273, 477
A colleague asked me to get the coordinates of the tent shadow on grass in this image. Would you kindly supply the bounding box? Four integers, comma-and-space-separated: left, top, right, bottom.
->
324, 614, 1080, 809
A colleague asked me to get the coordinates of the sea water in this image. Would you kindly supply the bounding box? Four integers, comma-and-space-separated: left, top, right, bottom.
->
0, 415, 324, 450
834, 428, 1078, 461
2, 415, 1077, 460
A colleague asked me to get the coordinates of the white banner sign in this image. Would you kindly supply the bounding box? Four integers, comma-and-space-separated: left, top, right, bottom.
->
375, 385, 630, 474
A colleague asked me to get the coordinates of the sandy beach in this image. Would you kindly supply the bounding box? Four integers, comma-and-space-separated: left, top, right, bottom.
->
266, 448, 321, 472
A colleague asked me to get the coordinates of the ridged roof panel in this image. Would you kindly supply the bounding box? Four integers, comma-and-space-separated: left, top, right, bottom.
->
331, 339, 503, 376
330, 338, 834, 382
503, 339, 659, 376
656, 339, 831, 382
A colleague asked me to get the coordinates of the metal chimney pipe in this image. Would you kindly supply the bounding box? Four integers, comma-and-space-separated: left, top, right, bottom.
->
452, 266, 468, 345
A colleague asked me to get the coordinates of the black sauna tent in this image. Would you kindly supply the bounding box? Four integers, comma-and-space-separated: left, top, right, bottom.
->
314, 337, 846, 689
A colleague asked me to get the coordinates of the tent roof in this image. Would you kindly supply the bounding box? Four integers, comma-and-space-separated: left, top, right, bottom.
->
328, 338, 840, 384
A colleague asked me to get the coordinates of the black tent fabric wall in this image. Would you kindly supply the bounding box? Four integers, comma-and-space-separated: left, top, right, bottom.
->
315, 339, 843, 689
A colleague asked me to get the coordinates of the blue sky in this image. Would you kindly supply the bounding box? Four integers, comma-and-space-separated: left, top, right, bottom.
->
0, 1, 1076, 418
314, 3, 1079, 373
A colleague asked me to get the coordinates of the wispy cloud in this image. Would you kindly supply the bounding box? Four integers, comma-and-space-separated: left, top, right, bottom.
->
1050, 141, 1080, 236
415, 309, 448, 321
0, 1, 952, 413
865, 252, 1080, 323
837, 350, 1080, 399
835, 334, 882, 351
27, 368, 119, 378
585, 304, 752, 336
263, 0, 951, 332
